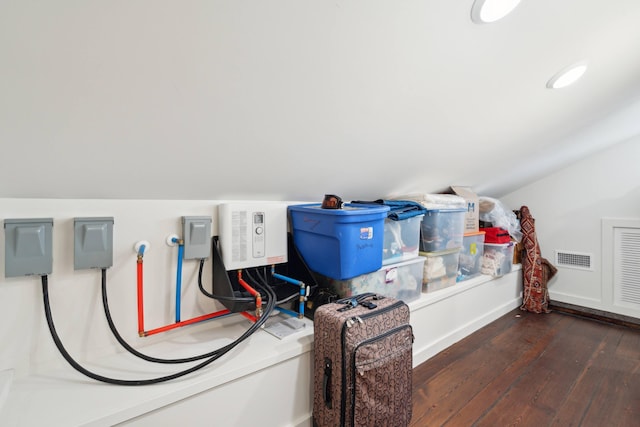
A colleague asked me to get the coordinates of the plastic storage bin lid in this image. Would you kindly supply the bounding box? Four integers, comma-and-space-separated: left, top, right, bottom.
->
390, 193, 467, 210
484, 242, 514, 248
419, 247, 461, 257
423, 207, 467, 213
350, 200, 426, 221
288, 203, 389, 217
464, 230, 486, 237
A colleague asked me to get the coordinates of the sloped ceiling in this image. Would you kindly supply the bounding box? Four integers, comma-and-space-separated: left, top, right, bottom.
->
2, 1, 640, 202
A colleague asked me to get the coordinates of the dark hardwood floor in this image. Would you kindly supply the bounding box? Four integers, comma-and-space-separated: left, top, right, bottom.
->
410, 309, 640, 427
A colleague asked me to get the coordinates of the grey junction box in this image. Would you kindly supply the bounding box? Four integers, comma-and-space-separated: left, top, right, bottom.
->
182, 216, 212, 260
74, 217, 114, 270
4, 218, 54, 277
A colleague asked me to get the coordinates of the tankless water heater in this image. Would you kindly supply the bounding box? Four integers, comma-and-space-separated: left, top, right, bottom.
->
218, 202, 288, 270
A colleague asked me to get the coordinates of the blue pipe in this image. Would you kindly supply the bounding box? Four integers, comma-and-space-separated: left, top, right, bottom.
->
271, 266, 306, 318
175, 242, 184, 323
272, 271, 303, 286
275, 306, 299, 318
298, 285, 305, 319
138, 244, 146, 257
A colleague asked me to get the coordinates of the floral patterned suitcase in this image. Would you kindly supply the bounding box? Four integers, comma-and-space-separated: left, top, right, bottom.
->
313, 294, 413, 427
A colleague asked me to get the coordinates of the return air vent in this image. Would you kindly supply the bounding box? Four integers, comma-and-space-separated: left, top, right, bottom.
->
614, 227, 640, 307
555, 250, 593, 271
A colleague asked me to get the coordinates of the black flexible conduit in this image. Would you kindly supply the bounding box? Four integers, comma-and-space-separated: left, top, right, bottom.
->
244, 267, 299, 305
198, 261, 297, 305
43, 271, 276, 386
101, 268, 228, 364
197, 259, 253, 303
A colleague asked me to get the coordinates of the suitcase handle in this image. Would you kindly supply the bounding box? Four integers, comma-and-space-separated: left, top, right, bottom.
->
323, 358, 332, 408
336, 293, 376, 304
336, 293, 381, 311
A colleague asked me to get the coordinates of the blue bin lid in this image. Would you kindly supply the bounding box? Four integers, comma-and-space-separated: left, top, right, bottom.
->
350, 199, 427, 221
288, 203, 390, 216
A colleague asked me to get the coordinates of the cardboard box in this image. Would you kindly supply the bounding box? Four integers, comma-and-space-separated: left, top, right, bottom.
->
513, 241, 523, 265
443, 186, 479, 233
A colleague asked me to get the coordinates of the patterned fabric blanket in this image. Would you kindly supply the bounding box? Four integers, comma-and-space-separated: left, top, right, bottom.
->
520, 205, 558, 313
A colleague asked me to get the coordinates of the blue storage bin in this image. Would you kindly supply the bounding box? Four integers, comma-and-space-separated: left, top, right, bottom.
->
288, 203, 390, 280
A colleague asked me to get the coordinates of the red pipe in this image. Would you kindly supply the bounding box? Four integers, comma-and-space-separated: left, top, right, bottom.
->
237, 271, 262, 318
137, 257, 144, 336
136, 252, 232, 337
240, 311, 258, 323
237, 271, 259, 297
142, 309, 231, 337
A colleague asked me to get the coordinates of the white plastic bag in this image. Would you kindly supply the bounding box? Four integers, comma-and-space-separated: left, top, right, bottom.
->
479, 196, 522, 242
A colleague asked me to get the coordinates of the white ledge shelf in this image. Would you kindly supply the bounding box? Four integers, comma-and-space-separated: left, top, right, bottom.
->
0, 313, 315, 427
0, 266, 522, 427
410, 264, 522, 311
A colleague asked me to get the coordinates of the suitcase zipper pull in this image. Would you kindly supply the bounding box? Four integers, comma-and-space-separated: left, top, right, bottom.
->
346, 316, 363, 328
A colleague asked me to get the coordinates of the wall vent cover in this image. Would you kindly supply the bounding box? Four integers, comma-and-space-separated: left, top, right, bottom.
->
555, 250, 594, 271
613, 227, 640, 307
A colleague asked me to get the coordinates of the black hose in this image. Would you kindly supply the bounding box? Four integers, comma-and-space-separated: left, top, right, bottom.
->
245, 267, 298, 305
197, 259, 253, 303
197, 259, 215, 298
101, 268, 225, 364
252, 272, 277, 316
43, 274, 274, 386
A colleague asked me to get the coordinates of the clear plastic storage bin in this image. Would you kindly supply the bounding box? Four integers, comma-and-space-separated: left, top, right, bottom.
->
315, 256, 426, 303
382, 214, 423, 265
420, 208, 466, 252
459, 231, 486, 281
420, 248, 460, 293
481, 242, 514, 277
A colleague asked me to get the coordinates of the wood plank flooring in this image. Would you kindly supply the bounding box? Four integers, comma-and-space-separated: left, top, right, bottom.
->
410, 309, 640, 427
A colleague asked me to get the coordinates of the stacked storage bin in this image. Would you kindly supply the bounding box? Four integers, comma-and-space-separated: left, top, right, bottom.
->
320, 256, 426, 303
458, 231, 486, 281
406, 194, 467, 293
360, 200, 426, 302
288, 203, 390, 280
289, 201, 426, 303
481, 227, 514, 277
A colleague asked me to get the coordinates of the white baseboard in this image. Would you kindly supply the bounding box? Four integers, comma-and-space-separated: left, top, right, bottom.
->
413, 296, 521, 366
409, 268, 522, 367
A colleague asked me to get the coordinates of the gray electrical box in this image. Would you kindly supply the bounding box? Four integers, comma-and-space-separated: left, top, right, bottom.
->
4, 218, 54, 277
182, 216, 212, 260
74, 217, 114, 270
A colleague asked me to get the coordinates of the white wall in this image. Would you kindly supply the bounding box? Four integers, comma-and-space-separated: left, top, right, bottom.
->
0, 198, 231, 377
501, 137, 640, 318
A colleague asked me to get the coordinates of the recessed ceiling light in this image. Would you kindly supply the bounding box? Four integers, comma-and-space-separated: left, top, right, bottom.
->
471, 0, 522, 24
546, 62, 588, 89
